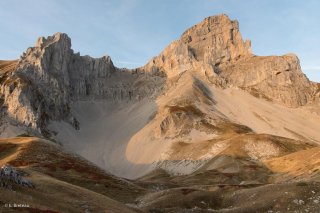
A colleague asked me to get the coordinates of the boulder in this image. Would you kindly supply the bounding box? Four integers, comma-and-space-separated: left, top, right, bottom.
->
0, 165, 34, 189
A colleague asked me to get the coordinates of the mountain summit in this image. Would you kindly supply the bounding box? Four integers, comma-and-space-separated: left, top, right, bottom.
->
143, 14, 318, 107
144, 14, 252, 78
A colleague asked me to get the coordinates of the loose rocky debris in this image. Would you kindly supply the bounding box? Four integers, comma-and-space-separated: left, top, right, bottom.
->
0, 165, 34, 190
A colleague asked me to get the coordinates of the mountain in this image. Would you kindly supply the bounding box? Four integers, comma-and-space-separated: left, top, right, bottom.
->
0, 14, 320, 212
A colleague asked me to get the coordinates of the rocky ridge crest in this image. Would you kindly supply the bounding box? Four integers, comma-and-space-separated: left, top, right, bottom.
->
0, 14, 319, 136
0, 33, 162, 134
142, 14, 319, 107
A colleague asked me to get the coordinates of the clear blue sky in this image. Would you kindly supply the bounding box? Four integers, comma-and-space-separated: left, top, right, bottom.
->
0, 0, 319, 82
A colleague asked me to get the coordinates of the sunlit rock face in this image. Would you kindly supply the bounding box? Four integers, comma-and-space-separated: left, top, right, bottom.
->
143, 14, 252, 78
142, 14, 318, 107
219, 54, 317, 107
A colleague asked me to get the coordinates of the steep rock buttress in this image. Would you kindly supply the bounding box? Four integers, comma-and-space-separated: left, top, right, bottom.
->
0, 33, 163, 135
142, 14, 318, 107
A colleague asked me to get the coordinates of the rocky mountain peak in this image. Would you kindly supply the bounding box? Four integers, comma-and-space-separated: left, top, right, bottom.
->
0, 32, 114, 133
142, 15, 318, 107
180, 14, 252, 63
35, 32, 71, 49
0, 32, 163, 135
143, 14, 252, 79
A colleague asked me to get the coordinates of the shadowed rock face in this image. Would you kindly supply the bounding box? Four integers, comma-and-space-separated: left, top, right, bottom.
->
0, 33, 163, 134
0, 33, 115, 132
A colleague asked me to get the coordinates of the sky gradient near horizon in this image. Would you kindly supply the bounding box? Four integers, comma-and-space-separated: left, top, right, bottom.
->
0, 0, 319, 82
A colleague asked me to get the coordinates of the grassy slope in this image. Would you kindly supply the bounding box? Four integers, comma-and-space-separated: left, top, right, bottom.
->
0, 137, 144, 213
135, 132, 320, 212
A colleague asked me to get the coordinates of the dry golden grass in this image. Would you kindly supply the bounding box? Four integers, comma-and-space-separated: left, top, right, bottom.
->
1, 134, 319, 212
0, 137, 143, 212
265, 147, 320, 181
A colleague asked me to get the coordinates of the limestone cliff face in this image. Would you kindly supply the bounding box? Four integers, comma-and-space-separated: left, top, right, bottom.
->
180, 15, 252, 65
143, 14, 252, 79
219, 54, 315, 107
142, 14, 317, 108
0, 33, 163, 134
0, 14, 318, 136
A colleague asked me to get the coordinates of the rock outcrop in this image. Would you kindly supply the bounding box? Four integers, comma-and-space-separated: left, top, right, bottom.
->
0, 165, 33, 189
143, 14, 252, 79
0, 33, 163, 134
142, 14, 318, 107
219, 54, 315, 107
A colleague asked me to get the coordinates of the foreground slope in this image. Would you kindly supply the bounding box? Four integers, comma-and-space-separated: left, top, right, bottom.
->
1, 136, 320, 212
0, 137, 144, 212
